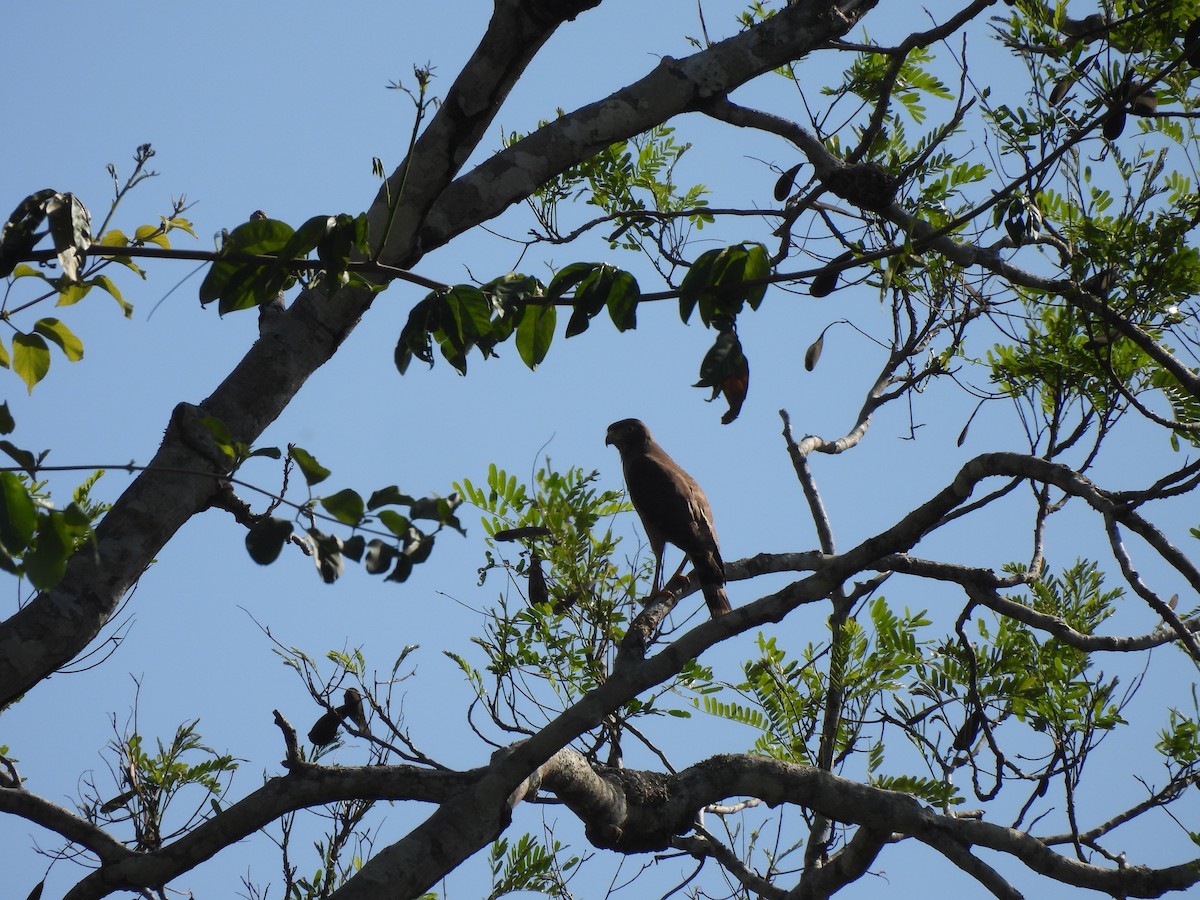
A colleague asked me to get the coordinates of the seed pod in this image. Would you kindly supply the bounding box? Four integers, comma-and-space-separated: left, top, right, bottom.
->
1185, 19, 1200, 69
1102, 106, 1126, 140
527, 551, 549, 607
773, 163, 804, 202
810, 267, 838, 298
804, 333, 824, 372
810, 250, 854, 298
1049, 76, 1074, 107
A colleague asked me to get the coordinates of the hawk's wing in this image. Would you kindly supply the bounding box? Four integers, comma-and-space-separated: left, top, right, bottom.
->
623, 446, 724, 577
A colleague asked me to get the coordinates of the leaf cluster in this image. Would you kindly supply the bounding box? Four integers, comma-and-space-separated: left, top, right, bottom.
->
1, 179, 191, 391
244, 443, 464, 585
90, 719, 238, 853
487, 833, 578, 900
199, 212, 374, 315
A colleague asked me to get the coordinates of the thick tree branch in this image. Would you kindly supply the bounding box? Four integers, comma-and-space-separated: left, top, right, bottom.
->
0, 0, 600, 711
419, 1, 877, 252
65, 761, 477, 899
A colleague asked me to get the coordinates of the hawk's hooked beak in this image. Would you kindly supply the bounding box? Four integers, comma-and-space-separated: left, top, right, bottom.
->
604, 429, 615, 446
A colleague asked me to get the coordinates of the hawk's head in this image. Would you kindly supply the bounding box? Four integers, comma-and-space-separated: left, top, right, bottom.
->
605, 418, 652, 452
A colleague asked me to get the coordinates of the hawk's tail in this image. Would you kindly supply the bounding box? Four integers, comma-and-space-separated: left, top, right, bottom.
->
702, 582, 732, 617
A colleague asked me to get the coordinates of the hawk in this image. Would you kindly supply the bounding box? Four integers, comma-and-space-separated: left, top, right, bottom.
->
605, 418, 731, 617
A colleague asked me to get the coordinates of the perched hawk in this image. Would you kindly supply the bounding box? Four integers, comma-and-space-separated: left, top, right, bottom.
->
605, 418, 731, 617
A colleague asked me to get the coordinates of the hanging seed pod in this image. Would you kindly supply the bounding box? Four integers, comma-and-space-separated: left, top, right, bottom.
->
1102, 105, 1126, 140
773, 162, 804, 202
1049, 75, 1074, 107
339, 687, 370, 734
810, 250, 853, 298
528, 550, 549, 607
1185, 19, 1200, 69
810, 267, 839, 298
804, 333, 825, 371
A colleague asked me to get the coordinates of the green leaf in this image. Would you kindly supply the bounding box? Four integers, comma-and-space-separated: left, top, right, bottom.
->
395, 294, 440, 375
368, 485, 415, 509
679, 247, 720, 323
410, 493, 464, 529
25, 509, 72, 589
0, 471, 37, 553
55, 281, 92, 307
316, 213, 370, 274
439, 285, 494, 373
97, 229, 129, 247
12, 332, 50, 393
605, 268, 640, 332
135, 224, 169, 248
515, 302, 555, 369
245, 517, 293, 565
0, 402, 13, 434
280, 214, 334, 261
377, 509, 411, 536
289, 446, 331, 486
199, 217, 295, 313
10, 263, 48, 281
547, 262, 599, 301
0, 441, 37, 475
198, 416, 236, 462
90, 274, 133, 317
558, 264, 640, 338
320, 488, 366, 526
33, 318, 83, 362
679, 243, 769, 326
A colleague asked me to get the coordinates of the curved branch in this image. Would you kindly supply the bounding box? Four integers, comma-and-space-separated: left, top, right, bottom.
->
0, 789, 133, 866
65, 761, 476, 899
418, 1, 871, 252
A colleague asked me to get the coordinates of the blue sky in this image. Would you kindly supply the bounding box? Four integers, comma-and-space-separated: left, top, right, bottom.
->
3, 3, 1198, 898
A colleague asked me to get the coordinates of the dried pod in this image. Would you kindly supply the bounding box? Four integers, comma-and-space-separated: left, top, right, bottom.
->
773, 162, 804, 202
308, 709, 342, 746
810, 267, 839, 298
1049, 75, 1074, 107
339, 687, 370, 734
804, 333, 825, 371
527, 551, 549, 607
810, 250, 853, 297
1186, 18, 1200, 69
1102, 106, 1126, 140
